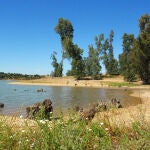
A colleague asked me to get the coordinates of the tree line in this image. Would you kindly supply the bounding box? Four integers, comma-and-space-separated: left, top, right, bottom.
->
51, 14, 150, 84
0, 72, 42, 80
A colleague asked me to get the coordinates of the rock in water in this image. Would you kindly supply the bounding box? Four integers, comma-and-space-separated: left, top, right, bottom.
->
0, 103, 4, 108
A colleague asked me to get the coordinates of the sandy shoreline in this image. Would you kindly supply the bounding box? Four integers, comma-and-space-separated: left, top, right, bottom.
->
8, 76, 150, 89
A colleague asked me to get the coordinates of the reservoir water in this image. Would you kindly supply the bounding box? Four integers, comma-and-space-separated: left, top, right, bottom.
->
0, 80, 140, 116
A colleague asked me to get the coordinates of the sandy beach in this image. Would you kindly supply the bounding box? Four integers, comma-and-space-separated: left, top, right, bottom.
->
9, 76, 150, 89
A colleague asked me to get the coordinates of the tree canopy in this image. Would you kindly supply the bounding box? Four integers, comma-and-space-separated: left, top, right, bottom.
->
51, 14, 150, 84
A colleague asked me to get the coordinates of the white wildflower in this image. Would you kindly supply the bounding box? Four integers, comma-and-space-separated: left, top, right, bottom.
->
93, 144, 98, 149
19, 115, 23, 119
88, 128, 92, 132
10, 136, 13, 139
21, 130, 25, 133
100, 122, 104, 125
105, 128, 109, 131
18, 141, 21, 144
39, 120, 46, 124
30, 143, 35, 148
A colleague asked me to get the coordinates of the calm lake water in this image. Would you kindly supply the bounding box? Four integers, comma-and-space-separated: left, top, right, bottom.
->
0, 80, 140, 116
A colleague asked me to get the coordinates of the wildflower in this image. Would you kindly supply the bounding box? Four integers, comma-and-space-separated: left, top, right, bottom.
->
10, 136, 13, 139
88, 128, 92, 132
30, 143, 35, 148
39, 120, 46, 124
50, 112, 53, 114
19, 115, 23, 119
105, 128, 109, 131
100, 122, 104, 125
93, 144, 98, 149
22, 130, 25, 133
18, 141, 21, 145
26, 139, 29, 142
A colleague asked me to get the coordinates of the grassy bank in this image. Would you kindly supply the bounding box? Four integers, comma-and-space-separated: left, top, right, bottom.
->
0, 108, 150, 150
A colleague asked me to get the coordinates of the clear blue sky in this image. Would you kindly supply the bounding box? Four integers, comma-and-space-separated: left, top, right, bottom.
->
0, 0, 149, 75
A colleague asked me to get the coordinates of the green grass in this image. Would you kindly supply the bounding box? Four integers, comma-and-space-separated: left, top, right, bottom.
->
108, 82, 139, 87
0, 112, 149, 150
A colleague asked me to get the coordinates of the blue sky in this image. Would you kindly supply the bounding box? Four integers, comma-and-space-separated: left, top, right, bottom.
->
0, 0, 149, 75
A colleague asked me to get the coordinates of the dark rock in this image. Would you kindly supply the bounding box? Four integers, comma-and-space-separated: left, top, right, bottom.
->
0, 103, 4, 108
37, 88, 44, 92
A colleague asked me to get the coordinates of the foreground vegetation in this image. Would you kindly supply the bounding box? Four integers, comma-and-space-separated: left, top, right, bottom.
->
0, 110, 149, 150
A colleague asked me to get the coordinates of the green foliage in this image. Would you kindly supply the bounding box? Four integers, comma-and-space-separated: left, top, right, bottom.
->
0, 113, 149, 149
108, 82, 139, 87
55, 18, 85, 79
85, 45, 101, 79
131, 14, 150, 84
55, 18, 74, 42
55, 18, 74, 75
119, 33, 136, 82
53, 14, 150, 83
0, 72, 41, 80
102, 31, 119, 75
50, 52, 63, 77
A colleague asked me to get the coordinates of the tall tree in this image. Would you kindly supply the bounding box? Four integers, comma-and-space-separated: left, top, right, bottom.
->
103, 31, 119, 75
68, 44, 85, 79
50, 52, 62, 77
131, 14, 150, 84
85, 45, 101, 79
55, 18, 74, 74
119, 33, 136, 81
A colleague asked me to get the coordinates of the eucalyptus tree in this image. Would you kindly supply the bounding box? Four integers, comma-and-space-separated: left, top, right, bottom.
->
84, 34, 103, 79
85, 45, 101, 79
102, 30, 119, 75
50, 52, 62, 77
132, 14, 150, 84
119, 33, 136, 81
55, 18, 74, 74
55, 18, 85, 79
